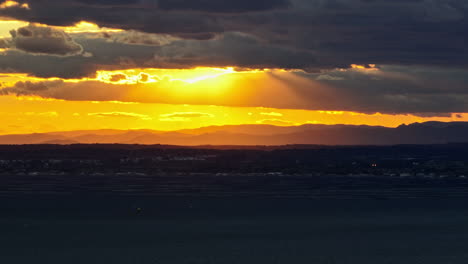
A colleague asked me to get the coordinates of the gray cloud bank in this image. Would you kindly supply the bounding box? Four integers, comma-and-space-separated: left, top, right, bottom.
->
0, 0, 467, 115
0, 0, 466, 71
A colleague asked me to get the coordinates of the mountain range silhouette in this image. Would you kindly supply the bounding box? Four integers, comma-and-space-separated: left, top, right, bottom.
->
1, 122, 468, 145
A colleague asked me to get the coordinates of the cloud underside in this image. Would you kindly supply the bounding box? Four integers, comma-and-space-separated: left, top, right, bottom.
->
2, 65, 468, 116
0, 0, 467, 116
6, 24, 83, 56
0, 0, 466, 76
0, 32, 317, 78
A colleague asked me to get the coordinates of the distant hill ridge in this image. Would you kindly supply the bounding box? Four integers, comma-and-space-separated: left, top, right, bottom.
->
1, 122, 468, 145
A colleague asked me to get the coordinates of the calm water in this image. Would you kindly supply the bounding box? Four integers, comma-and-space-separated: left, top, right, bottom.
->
1, 196, 468, 263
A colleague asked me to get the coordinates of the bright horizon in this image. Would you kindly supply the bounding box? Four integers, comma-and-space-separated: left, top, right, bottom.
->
0, 93, 466, 135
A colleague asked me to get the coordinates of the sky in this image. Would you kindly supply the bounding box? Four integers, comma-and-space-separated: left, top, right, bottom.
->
0, 0, 467, 134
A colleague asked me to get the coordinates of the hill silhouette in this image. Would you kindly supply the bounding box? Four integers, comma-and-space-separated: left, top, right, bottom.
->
0, 122, 468, 145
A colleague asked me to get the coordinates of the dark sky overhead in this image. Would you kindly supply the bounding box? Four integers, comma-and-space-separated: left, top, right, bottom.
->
0, 0, 467, 133
2, 0, 467, 69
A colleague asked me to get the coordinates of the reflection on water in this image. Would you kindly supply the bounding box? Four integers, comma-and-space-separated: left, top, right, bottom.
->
1, 197, 468, 264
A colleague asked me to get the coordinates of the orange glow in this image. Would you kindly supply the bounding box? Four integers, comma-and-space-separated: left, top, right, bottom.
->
0, 1, 29, 9
0, 58, 467, 134
58, 21, 123, 34
0, 20, 28, 37
2, 17, 467, 136
0, 95, 466, 135
94, 67, 243, 84
1, 67, 468, 134
0, 67, 263, 84
318, 111, 345, 115
350, 64, 379, 71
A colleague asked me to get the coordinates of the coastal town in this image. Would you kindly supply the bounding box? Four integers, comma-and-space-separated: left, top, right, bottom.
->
0, 144, 467, 198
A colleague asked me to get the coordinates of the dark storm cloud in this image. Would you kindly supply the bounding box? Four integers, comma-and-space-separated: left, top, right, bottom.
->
0, 80, 64, 95
101, 30, 177, 46
71, 0, 292, 12
287, 65, 468, 115
11, 80, 53, 91
0, 0, 466, 69
75, 0, 141, 5
0, 0, 288, 36
0, 37, 158, 78
0, 32, 316, 78
158, 0, 291, 13
151, 32, 317, 69
7, 24, 83, 56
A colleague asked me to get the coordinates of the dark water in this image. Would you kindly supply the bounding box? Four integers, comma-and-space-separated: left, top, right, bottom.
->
1, 196, 468, 263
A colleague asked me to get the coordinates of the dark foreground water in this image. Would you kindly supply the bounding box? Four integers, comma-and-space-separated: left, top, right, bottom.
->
1, 196, 468, 264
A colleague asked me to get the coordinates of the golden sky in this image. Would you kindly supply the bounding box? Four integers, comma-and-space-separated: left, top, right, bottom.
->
0, 93, 466, 135
1, 19, 468, 134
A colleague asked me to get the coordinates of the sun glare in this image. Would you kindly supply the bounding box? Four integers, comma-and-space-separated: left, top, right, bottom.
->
59, 21, 123, 33
0, 19, 28, 37
95, 67, 253, 85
